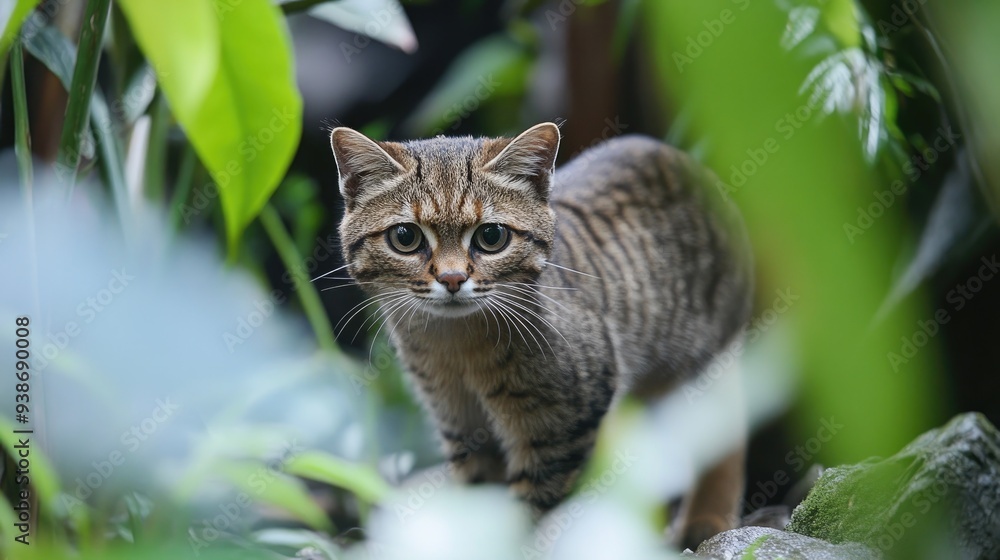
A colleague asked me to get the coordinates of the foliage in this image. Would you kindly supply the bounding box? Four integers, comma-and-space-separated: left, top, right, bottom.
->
0, 0, 996, 558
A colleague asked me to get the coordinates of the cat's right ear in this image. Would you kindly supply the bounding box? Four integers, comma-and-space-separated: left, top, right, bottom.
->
330, 127, 406, 208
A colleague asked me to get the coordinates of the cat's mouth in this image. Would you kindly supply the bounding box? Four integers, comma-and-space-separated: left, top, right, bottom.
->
416, 294, 483, 318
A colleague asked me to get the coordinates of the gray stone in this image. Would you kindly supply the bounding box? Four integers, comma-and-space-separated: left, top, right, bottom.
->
689, 526, 880, 560
787, 412, 1000, 559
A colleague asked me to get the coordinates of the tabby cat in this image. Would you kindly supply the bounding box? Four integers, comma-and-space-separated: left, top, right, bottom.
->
330, 123, 753, 547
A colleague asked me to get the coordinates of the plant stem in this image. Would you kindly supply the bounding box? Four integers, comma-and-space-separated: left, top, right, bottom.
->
259, 203, 339, 353
280, 0, 330, 14
144, 91, 169, 201
56, 0, 111, 195
11, 38, 32, 189
169, 143, 199, 231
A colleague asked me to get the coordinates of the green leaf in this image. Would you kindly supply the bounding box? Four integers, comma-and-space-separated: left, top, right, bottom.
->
114, 0, 217, 125
0, 416, 62, 513
220, 461, 332, 532
0, 0, 40, 58
253, 528, 343, 559
306, 0, 418, 54
284, 450, 391, 505
119, 0, 302, 255
403, 34, 529, 136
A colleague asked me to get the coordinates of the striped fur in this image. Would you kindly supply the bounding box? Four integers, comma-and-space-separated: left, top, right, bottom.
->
332, 124, 753, 532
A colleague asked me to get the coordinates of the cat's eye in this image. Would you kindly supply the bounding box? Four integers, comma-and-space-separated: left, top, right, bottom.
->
473, 223, 510, 253
388, 223, 424, 253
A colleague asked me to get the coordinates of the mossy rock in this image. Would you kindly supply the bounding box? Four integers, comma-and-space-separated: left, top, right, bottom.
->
787, 412, 1000, 559
691, 526, 880, 559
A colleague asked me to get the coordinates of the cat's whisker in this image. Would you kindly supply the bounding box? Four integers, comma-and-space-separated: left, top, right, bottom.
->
495, 288, 571, 325
321, 281, 384, 292
503, 284, 574, 316
543, 261, 601, 280
353, 292, 412, 344
335, 291, 403, 335
493, 294, 569, 351
403, 297, 425, 334
490, 294, 560, 355
490, 297, 544, 358
479, 298, 509, 351
472, 299, 501, 350
485, 300, 517, 354
369, 295, 417, 364
508, 282, 577, 291
337, 290, 407, 338
311, 262, 353, 283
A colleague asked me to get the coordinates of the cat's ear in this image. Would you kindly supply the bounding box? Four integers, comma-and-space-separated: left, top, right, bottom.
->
483, 122, 561, 199
330, 127, 406, 207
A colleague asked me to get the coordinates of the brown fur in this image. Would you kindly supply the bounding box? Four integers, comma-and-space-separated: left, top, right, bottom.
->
331, 123, 753, 545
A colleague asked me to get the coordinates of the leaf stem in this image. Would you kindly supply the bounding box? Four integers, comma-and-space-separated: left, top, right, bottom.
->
56, 0, 111, 195
11, 37, 32, 188
259, 203, 339, 353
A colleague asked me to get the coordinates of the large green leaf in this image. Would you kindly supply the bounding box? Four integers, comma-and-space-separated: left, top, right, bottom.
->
115, 0, 217, 116
118, 0, 302, 254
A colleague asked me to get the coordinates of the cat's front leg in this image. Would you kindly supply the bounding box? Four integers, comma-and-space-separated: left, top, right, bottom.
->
494, 398, 606, 515
439, 426, 507, 484
407, 366, 507, 484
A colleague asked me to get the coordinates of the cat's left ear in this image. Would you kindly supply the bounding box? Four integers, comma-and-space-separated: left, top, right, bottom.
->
483, 122, 561, 200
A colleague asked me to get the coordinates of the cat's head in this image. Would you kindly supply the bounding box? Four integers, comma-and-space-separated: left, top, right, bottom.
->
331, 123, 560, 319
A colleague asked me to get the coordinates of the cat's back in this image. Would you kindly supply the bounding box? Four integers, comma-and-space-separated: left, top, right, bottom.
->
551, 134, 691, 206
544, 134, 753, 388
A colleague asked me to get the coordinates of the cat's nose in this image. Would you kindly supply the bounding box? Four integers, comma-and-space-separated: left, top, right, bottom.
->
437, 271, 468, 294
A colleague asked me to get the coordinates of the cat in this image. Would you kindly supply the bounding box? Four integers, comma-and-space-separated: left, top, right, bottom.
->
330, 122, 753, 547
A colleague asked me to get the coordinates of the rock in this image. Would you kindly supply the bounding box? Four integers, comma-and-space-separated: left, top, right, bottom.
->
689, 526, 880, 560
741, 505, 791, 530
787, 412, 1000, 559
